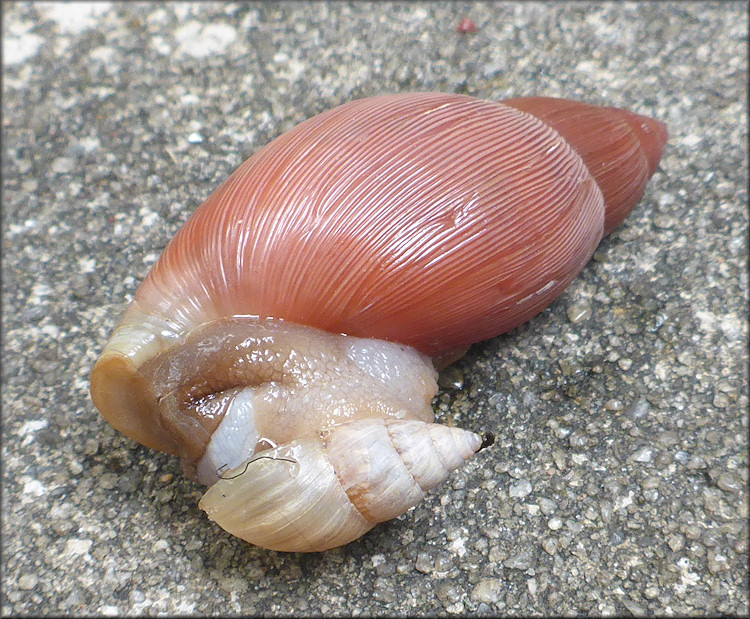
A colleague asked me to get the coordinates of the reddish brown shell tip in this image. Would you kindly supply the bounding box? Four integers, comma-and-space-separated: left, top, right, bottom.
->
504, 97, 668, 236
616, 109, 669, 178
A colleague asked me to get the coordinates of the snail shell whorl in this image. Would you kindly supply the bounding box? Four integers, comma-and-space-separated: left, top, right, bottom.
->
504, 96, 668, 235
130, 93, 611, 357
199, 418, 481, 552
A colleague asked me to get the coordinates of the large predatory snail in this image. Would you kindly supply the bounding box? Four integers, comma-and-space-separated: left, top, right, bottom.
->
91, 92, 667, 552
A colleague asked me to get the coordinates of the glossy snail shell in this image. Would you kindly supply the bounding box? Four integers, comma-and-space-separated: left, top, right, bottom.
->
90, 92, 667, 552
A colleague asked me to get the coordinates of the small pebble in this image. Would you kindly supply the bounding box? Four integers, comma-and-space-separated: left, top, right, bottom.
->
566, 519, 583, 535
569, 431, 587, 449
567, 301, 592, 324
65, 539, 92, 556
504, 548, 533, 571
155, 488, 173, 503
83, 439, 100, 456
713, 393, 729, 408
99, 473, 117, 490
653, 214, 676, 229
623, 398, 649, 421
656, 450, 674, 466
372, 577, 395, 603
703, 487, 724, 505
558, 359, 580, 377
117, 470, 142, 493
542, 538, 558, 555
538, 497, 557, 515
549, 475, 565, 492
604, 398, 624, 411
471, 579, 503, 604
717, 472, 743, 493
61, 590, 85, 610
631, 446, 656, 463
621, 599, 645, 615
488, 546, 506, 564
552, 449, 566, 471
99, 605, 120, 616
51, 518, 73, 536
668, 534, 685, 552
18, 573, 38, 590
456, 17, 478, 33
51, 157, 75, 174
618, 357, 633, 371
435, 580, 463, 606
415, 551, 432, 574
527, 577, 538, 596
547, 517, 563, 531
687, 455, 707, 470
656, 430, 680, 447
584, 506, 598, 521
375, 560, 395, 577
69, 461, 83, 475
434, 552, 453, 573
707, 549, 729, 574
509, 480, 532, 499
152, 539, 169, 552
702, 529, 721, 547
522, 392, 538, 408
684, 523, 703, 540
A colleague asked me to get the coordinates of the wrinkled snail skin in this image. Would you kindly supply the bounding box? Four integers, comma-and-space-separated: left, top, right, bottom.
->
90, 92, 668, 552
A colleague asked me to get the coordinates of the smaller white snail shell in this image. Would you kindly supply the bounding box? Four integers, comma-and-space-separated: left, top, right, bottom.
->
199, 418, 482, 552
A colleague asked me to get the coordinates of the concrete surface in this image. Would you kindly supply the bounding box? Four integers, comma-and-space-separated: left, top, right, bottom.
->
2, 1, 747, 615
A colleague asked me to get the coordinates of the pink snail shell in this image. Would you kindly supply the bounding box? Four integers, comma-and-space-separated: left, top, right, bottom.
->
91, 92, 667, 551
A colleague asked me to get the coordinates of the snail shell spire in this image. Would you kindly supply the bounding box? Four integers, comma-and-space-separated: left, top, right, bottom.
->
200, 418, 482, 552
504, 96, 668, 235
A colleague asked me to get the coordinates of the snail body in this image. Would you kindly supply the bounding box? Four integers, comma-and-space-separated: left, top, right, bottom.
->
91, 92, 667, 552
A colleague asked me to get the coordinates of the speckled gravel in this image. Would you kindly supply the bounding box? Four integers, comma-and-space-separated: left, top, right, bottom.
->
3, 2, 747, 616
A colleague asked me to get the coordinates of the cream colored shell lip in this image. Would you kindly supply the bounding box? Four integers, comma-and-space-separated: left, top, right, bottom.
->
90, 303, 185, 455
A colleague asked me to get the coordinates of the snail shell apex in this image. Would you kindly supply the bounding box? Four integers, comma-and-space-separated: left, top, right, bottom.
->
504, 96, 667, 235
90, 92, 667, 552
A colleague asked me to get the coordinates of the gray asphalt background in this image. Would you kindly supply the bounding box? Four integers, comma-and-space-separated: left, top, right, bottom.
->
2, 2, 747, 616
